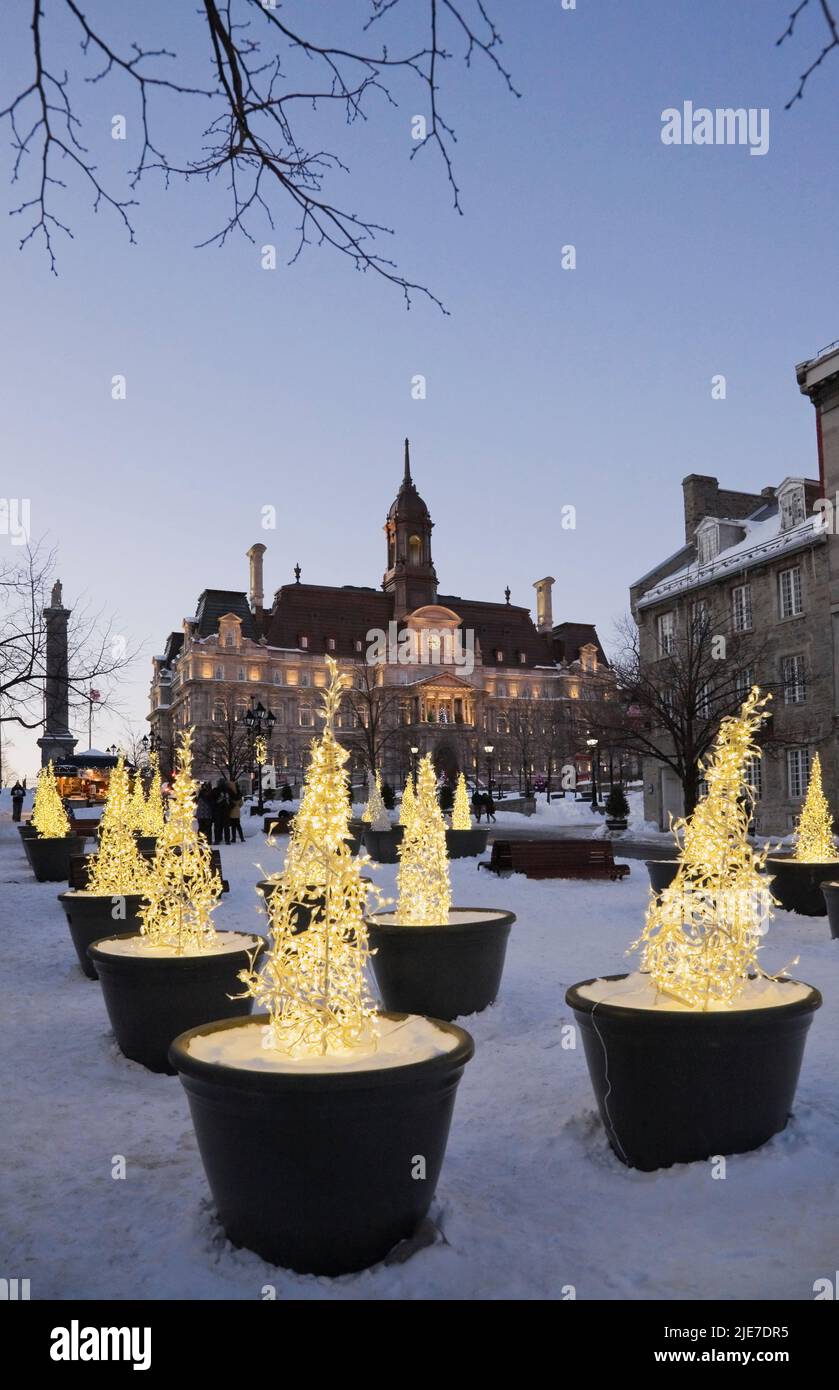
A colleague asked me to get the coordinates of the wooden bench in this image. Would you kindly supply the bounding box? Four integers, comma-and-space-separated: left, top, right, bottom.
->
68, 848, 229, 893
479, 838, 629, 881
68, 816, 102, 840
264, 811, 294, 835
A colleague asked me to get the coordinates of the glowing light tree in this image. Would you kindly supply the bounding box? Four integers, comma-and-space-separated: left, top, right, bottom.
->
88, 727, 263, 1073
243, 658, 378, 1054
451, 772, 471, 830
566, 687, 822, 1170
129, 771, 146, 834
169, 655, 475, 1276
59, 755, 149, 976
362, 770, 386, 825
399, 774, 416, 828
139, 753, 166, 837
24, 761, 84, 882
368, 751, 515, 1020
770, 749, 839, 915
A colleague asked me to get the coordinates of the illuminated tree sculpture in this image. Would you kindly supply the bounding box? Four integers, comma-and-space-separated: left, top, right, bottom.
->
240, 657, 377, 1056
32, 761, 70, 838
129, 771, 147, 833
792, 753, 837, 862
139, 728, 222, 953
399, 775, 416, 828
452, 772, 472, 830
362, 769, 390, 831
139, 753, 166, 837
397, 753, 452, 925
632, 686, 774, 1009
87, 755, 149, 895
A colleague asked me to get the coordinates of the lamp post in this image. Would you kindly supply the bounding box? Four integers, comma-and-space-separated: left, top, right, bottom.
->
586, 735, 600, 811
410, 744, 419, 783
484, 743, 494, 799
244, 699, 276, 815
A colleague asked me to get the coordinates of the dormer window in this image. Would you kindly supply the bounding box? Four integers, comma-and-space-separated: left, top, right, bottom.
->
300, 635, 309, 649
779, 482, 806, 532
496, 649, 504, 663
519, 651, 527, 664
327, 637, 336, 652
696, 519, 719, 566
580, 645, 598, 674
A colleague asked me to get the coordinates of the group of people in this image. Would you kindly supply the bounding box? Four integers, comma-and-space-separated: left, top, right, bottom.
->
196, 778, 245, 845
471, 790, 497, 824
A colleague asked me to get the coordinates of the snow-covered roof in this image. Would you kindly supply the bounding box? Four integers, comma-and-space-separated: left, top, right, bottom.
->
637, 507, 826, 609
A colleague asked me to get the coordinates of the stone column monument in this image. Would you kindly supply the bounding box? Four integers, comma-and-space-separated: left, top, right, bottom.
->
37, 580, 78, 767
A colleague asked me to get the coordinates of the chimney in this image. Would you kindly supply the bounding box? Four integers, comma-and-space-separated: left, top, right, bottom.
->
681, 474, 719, 545
247, 543, 266, 614
533, 576, 556, 634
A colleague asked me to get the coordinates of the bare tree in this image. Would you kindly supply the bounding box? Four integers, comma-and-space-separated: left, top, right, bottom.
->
1, 0, 516, 304
195, 688, 257, 781
777, 0, 839, 106
341, 663, 413, 776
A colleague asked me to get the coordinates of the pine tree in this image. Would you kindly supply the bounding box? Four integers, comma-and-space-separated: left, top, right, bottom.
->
399, 775, 416, 827
87, 755, 149, 894
139, 729, 222, 953
792, 753, 837, 862
139, 753, 166, 837
397, 753, 451, 924
32, 761, 70, 838
632, 686, 774, 1009
240, 657, 377, 1056
452, 772, 471, 829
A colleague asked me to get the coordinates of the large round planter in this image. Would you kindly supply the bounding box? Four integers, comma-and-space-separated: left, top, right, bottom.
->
169, 1011, 474, 1275
24, 834, 86, 883
135, 836, 158, 859
821, 882, 839, 940
88, 932, 265, 1073
566, 972, 821, 1171
445, 827, 490, 859
645, 859, 680, 894
367, 909, 515, 1021
363, 825, 404, 863
767, 856, 837, 916
57, 891, 145, 980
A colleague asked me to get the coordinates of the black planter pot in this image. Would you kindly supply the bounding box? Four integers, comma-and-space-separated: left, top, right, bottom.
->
566, 973, 821, 1171
363, 825, 403, 864
445, 827, 490, 859
135, 836, 158, 859
645, 859, 680, 894
767, 856, 837, 916
367, 909, 515, 1021
56, 891, 145, 979
169, 1011, 474, 1275
17, 823, 37, 841
821, 882, 839, 939
24, 834, 86, 883
88, 932, 265, 1073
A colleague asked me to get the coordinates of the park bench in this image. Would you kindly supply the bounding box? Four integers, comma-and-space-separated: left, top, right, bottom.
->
264, 811, 294, 835
68, 816, 101, 840
67, 847, 229, 893
478, 838, 629, 881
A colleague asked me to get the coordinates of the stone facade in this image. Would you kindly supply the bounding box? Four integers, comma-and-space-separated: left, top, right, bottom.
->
148, 444, 616, 792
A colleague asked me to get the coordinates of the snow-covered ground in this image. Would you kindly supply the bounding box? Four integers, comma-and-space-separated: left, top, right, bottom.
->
2, 793, 838, 1301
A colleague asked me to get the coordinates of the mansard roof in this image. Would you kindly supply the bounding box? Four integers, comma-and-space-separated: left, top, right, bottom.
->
195, 589, 257, 639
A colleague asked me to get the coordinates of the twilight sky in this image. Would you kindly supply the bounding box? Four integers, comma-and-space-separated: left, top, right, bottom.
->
1, 0, 836, 777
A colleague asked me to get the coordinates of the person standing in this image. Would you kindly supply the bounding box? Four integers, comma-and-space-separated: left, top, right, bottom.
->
212, 777, 231, 846
196, 783, 214, 842
227, 779, 245, 843
11, 781, 25, 823
471, 788, 484, 824
484, 792, 496, 824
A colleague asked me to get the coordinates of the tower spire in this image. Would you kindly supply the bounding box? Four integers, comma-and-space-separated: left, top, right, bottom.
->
404, 437, 411, 484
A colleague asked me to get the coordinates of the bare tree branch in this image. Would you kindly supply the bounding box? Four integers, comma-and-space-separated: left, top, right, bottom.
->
777, 0, 839, 107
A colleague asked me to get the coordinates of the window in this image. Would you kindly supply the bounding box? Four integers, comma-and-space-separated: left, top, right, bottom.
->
354, 639, 363, 653
697, 525, 718, 565
212, 702, 225, 723
214, 664, 224, 681
273, 669, 283, 685
691, 600, 707, 629
496, 681, 507, 698
327, 637, 336, 651
581, 646, 597, 673
225, 633, 235, 648
299, 706, 314, 728
496, 649, 504, 662
732, 584, 752, 632
519, 651, 527, 664
744, 755, 763, 800
300, 671, 311, 688
657, 611, 675, 656
780, 485, 805, 532
787, 748, 811, 799
735, 667, 753, 702
779, 567, 802, 618
300, 635, 309, 649
408, 535, 422, 566
237, 667, 246, 682
697, 682, 712, 718
782, 654, 806, 705
497, 715, 509, 735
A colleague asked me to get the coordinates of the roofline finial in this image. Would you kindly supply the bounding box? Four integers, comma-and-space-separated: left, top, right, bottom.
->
404, 437, 411, 484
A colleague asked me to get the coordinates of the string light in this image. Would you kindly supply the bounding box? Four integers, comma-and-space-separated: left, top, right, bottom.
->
792, 753, 837, 862
139, 752, 166, 837
396, 753, 451, 925
240, 657, 379, 1056
452, 772, 471, 830
362, 769, 386, 825
32, 761, 70, 838
87, 755, 149, 895
129, 770, 146, 833
631, 686, 774, 1009
254, 734, 267, 766
399, 774, 416, 828
139, 728, 222, 954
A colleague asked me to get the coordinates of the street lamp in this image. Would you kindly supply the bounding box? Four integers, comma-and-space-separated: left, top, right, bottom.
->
244, 699, 277, 814
410, 745, 419, 782
586, 735, 600, 811
484, 743, 494, 799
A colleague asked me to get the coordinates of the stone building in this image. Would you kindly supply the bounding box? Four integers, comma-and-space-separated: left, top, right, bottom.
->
148, 443, 614, 791
630, 464, 833, 835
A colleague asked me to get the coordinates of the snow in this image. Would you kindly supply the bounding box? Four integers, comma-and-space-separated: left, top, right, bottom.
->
187, 1014, 458, 1072
93, 932, 261, 959
2, 786, 838, 1301
576, 971, 814, 1012
371, 909, 509, 928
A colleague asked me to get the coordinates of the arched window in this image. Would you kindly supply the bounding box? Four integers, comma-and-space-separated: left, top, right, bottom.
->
408, 535, 422, 566
213, 702, 225, 724
300, 706, 314, 728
